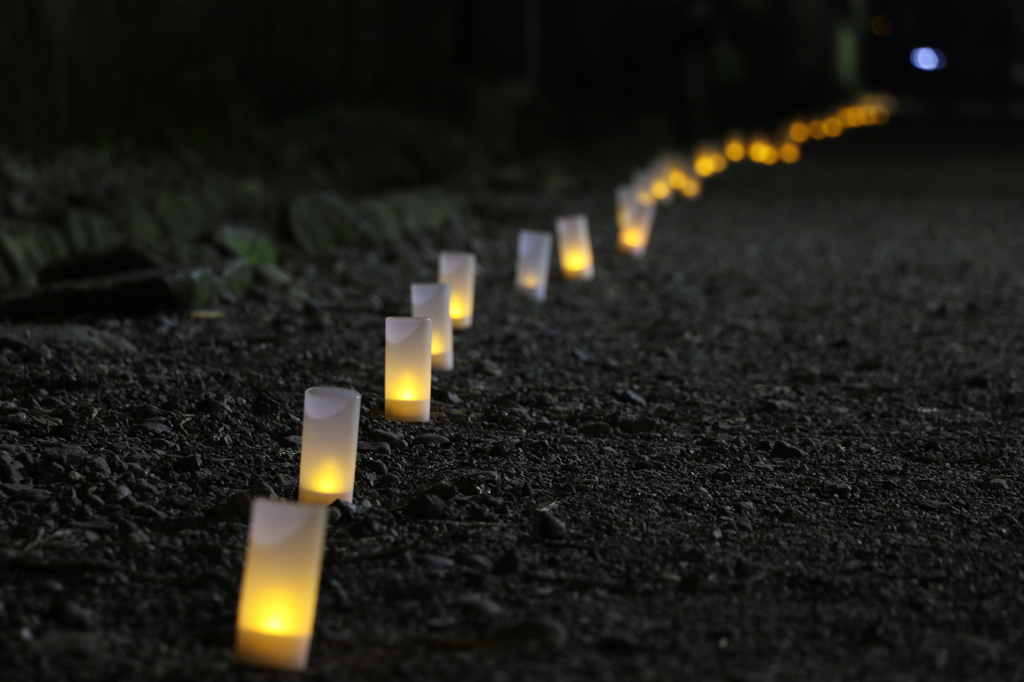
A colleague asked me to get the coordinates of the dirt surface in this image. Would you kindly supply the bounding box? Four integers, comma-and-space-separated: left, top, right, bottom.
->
1, 118, 1023, 681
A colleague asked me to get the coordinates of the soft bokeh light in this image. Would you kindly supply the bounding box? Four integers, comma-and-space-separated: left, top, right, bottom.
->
871, 15, 892, 37
779, 141, 801, 164
788, 120, 810, 143
910, 47, 946, 71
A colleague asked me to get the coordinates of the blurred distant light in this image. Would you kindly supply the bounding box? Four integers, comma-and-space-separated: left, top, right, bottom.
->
788, 120, 810, 143
910, 47, 947, 71
822, 116, 843, 138
808, 119, 827, 141
871, 16, 892, 37
724, 134, 746, 162
779, 141, 801, 164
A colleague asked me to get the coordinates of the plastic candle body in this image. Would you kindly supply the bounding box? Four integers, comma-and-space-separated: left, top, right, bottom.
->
411, 283, 453, 371
298, 387, 361, 505
438, 251, 476, 330
236, 498, 328, 671
555, 215, 595, 281
515, 229, 553, 301
616, 194, 656, 258
384, 317, 432, 421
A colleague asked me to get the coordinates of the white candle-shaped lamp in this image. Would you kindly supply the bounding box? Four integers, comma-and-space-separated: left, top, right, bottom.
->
555, 214, 595, 281
514, 229, 553, 301
384, 316, 432, 422
438, 251, 476, 330
411, 283, 453, 371
616, 196, 656, 258
235, 498, 328, 671
298, 387, 361, 505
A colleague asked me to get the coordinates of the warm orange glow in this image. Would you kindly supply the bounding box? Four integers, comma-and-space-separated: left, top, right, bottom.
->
871, 15, 892, 37
637, 191, 655, 205
307, 464, 347, 495
823, 117, 843, 137
681, 179, 702, 198
779, 142, 801, 164
249, 592, 304, 636
724, 139, 746, 162
651, 180, 671, 200
762, 146, 779, 165
396, 378, 423, 401
449, 298, 465, 320
693, 156, 715, 177
788, 120, 810, 143
839, 107, 859, 128
236, 499, 327, 671
668, 169, 688, 190
565, 252, 587, 271
809, 120, 826, 140
710, 153, 727, 173
620, 229, 644, 248
520, 273, 538, 289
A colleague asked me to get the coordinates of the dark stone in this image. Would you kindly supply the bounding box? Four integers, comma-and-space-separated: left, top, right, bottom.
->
770, 441, 807, 459
493, 547, 523, 575
578, 422, 614, 438
536, 510, 567, 540
173, 454, 202, 472
403, 493, 448, 520
412, 433, 449, 446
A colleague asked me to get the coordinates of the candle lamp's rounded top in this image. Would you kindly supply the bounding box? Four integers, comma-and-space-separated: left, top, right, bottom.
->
386, 316, 431, 343
305, 387, 360, 401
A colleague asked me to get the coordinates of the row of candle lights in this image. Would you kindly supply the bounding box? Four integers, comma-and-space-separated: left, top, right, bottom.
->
234, 93, 896, 671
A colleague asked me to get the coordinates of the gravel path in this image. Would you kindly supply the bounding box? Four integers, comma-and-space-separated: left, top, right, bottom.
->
1, 118, 1022, 681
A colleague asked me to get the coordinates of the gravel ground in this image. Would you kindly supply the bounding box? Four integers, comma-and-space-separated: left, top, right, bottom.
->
1, 117, 1023, 681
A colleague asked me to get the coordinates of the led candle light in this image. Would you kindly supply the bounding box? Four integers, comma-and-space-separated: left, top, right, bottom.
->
438, 251, 476, 330
411, 283, 453, 371
515, 229, 553, 301
384, 316, 432, 422
235, 498, 328, 671
298, 387, 361, 505
724, 132, 747, 162
616, 193, 656, 257
555, 214, 595, 281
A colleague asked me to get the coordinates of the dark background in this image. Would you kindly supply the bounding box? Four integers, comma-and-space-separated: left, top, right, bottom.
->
1, 0, 1022, 153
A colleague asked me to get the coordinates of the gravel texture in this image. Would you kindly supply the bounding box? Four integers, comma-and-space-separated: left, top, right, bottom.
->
1, 118, 1023, 681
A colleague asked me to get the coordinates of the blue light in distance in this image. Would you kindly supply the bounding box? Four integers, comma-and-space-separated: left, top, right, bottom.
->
910, 47, 947, 71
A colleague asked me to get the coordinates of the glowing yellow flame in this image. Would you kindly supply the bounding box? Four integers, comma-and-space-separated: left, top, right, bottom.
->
762, 146, 779, 165
788, 121, 810, 143
251, 593, 303, 636
620, 229, 644, 248
809, 120, 826, 140
651, 180, 671, 200
431, 338, 443, 355
449, 298, 465, 320
308, 465, 344, 494
565, 252, 587, 271
779, 142, 801, 164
